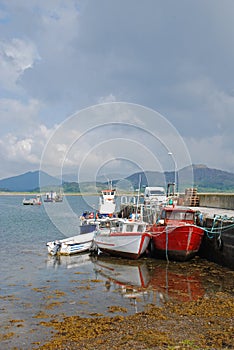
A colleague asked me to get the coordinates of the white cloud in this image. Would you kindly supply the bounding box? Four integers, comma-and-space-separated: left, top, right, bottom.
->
0, 124, 55, 178
1, 1, 234, 178
185, 135, 234, 173
0, 98, 42, 137
38, 103, 194, 188
0, 38, 40, 91
97, 94, 117, 104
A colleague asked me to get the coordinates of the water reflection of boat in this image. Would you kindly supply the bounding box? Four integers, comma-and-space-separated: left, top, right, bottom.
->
93, 257, 152, 313
46, 253, 92, 269
92, 257, 152, 288
149, 266, 204, 303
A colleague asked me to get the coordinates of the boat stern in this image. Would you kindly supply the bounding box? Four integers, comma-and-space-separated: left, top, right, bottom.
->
46, 241, 61, 256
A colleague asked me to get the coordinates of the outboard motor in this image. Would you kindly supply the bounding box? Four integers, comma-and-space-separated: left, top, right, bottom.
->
50, 241, 61, 256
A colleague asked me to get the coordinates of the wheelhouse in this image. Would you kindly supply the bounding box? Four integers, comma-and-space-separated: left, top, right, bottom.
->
159, 207, 196, 225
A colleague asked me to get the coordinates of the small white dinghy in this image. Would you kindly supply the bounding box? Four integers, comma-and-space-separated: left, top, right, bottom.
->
46, 231, 95, 256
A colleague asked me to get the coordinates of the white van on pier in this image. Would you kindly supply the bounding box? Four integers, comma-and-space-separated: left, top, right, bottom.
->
144, 186, 167, 207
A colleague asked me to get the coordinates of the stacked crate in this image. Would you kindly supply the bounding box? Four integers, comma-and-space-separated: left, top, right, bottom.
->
183, 188, 200, 206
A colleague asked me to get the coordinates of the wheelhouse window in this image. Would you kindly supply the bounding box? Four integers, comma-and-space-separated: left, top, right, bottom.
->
185, 212, 194, 221
165, 211, 194, 221
150, 190, 165, 195
100, 221, 110, 229
125, 224, 134, 232
137, 224, 145, 232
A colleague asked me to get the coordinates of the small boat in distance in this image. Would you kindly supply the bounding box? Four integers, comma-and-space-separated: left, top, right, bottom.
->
46, 231, 95, 256
22, 195, 41, 205
44, 191, 63, 203
93, 218, 151, 259
148, 206, 204, 261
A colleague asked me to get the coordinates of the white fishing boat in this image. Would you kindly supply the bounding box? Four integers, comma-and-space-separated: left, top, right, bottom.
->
93, 218, 151, 259
79, 187, 117, 234
46, 231, 95, 256
99, 188, 116, 216
22, 195, 41, 205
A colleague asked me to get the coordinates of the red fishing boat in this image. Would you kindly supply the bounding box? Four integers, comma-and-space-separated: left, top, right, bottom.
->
148, 206, 204, 261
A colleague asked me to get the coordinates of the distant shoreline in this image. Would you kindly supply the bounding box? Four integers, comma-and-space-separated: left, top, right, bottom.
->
0, 192, 90, 196
0, 191, 136, 196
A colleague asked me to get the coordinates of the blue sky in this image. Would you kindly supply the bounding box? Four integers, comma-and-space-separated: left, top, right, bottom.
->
0, 0, 234, 181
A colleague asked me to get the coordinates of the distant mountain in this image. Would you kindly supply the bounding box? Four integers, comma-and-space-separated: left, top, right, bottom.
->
113, 171, 166, 189
0, 171, 61, 192
192, 165, 234, 191
120, 165, 234, 192
61, 173, 78, 182
107, 165, 234, 193
62, 172, 130, 183
1, 165, 234, 193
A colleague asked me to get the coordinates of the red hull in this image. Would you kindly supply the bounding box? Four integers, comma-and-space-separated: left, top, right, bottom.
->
150, 224, 204, 261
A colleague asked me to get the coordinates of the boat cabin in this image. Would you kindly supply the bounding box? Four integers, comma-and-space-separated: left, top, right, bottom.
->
101, 189, 116, 197
117, 220, 146, 233
157, 207, 196, 226
99, 189, 116, 215
98, 219, 146, 234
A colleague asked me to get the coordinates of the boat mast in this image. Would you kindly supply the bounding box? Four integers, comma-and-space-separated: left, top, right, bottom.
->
136, 175, 141, 215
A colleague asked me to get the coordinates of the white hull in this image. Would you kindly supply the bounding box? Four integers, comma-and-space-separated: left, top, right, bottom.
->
94, 232, 151, 259
47, 231, 95, 256
23, 196, 41, 205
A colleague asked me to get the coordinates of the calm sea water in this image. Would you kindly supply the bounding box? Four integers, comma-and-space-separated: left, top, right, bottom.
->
0, 195, 233, 349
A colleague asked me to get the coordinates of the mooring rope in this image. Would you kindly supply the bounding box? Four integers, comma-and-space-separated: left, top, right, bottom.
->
203, 214, 234, 239
165, 226, 169, 262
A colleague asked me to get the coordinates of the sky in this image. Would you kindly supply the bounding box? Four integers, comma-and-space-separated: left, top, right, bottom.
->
1, 0, 234, 183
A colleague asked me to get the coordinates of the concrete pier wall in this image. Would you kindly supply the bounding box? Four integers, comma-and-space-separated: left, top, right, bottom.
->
198, 193, 234, 210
